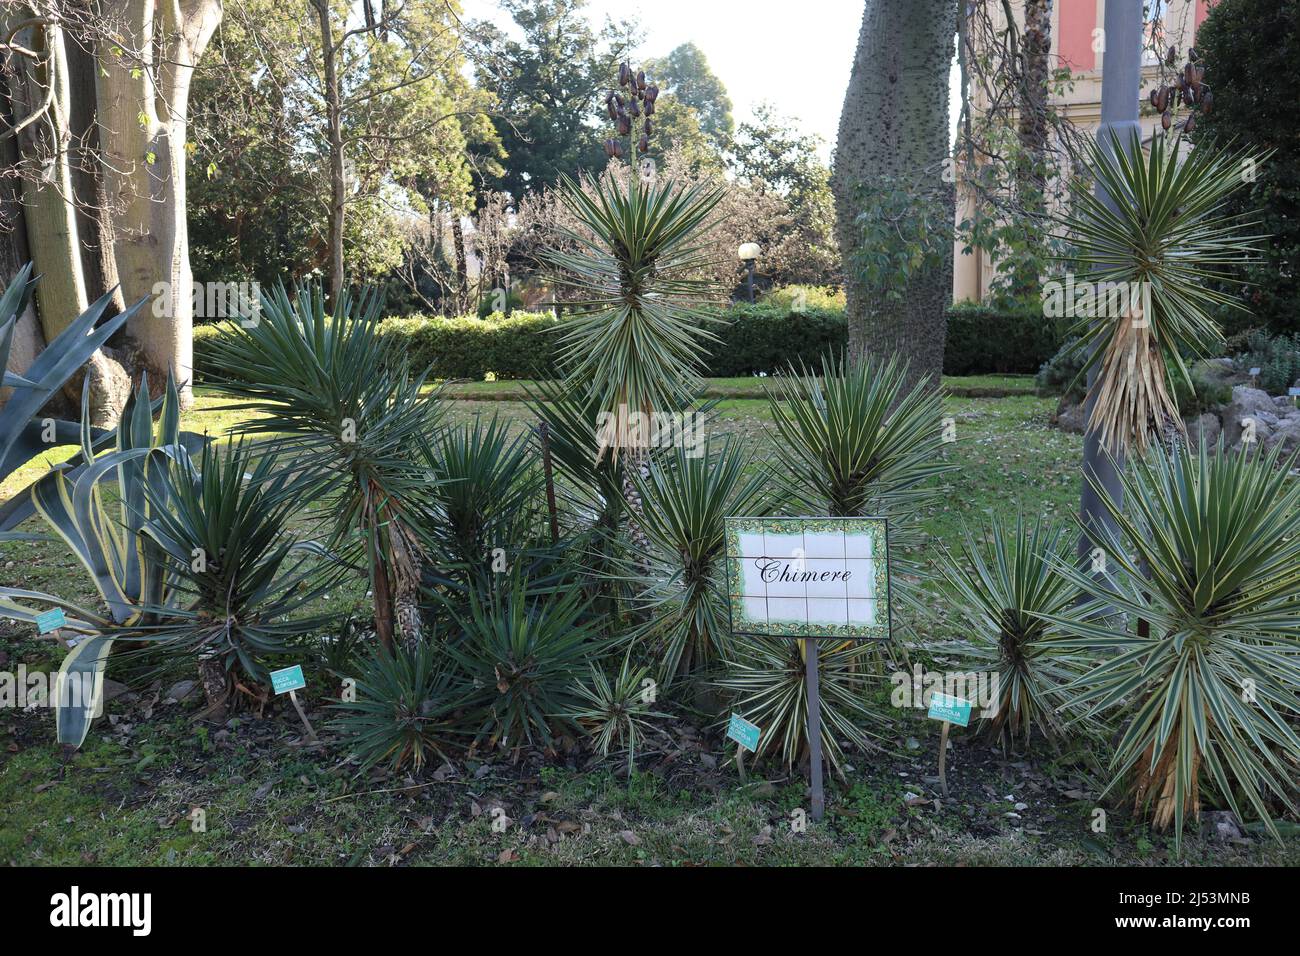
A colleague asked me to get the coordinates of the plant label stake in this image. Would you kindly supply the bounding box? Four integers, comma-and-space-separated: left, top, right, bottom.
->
927, 692, 971, 798
35, 607, 66, 635
271, 665, 317, 742
726, 712, 761, 782
723, 517, 893, 823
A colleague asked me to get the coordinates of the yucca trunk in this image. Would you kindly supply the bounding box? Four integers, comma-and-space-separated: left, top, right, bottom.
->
1087, 310, 1182, 455
1136, 730, 1202, 831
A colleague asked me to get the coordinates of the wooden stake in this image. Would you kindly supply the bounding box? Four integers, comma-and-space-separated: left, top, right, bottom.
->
937, 720, 951, 798
288, 689, 318, 742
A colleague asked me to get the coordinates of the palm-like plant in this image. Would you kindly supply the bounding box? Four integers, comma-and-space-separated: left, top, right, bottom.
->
131, 440, 341, 714
717, 635, 884, 778
445, 574, 606, 754
936, 514, 1092, 744
767, 352, 951, 612
1049, 439, 1300, 846
567, 652, 667, 775
1062, 132, 1265, 453
329, 641, 462, 773
420, 414, 541, 577
629, 437, 771, 683
206, 282, 441, 650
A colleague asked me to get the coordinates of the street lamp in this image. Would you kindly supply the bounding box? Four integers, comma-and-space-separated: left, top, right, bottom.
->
738, 242, 760, 303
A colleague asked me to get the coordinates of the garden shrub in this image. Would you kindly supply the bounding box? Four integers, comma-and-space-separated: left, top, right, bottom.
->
759, 284, 846, 311
943, 302, 1063, 376
1035, 336, 1087, 403
1231, 330, 1300, 395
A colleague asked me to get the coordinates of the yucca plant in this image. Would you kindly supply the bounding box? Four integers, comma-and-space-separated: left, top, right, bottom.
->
445, 574, 606, 754
629, 436, 771, 683
936, 514, 1093, 744
206, 282, 441, 650
1049, 439, 1300, 847
1062, 132, 1265, 453
0, 372, 201, 746
420, 414, 542, 578
329, 641, 462, 773
129, 439, 342, 715
567, 652, 667, 775
767, 352, 951, 613
0, 266, 140, 523
717, 635, 885, 778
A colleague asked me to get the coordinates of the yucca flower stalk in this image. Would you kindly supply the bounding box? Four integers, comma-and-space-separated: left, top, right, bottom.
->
1061, 132, 1265, 454
1048, 440, 1300, 848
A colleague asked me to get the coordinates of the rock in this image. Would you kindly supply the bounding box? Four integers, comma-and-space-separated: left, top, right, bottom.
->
165, 679, 198, 702
102, 679, 130, 703
1053, 402, 1088, 435
1185, 412, 1221, 448
1202, 810, 1245, 842
1265, 416, 1300, 461
1223, 386, 1285, 450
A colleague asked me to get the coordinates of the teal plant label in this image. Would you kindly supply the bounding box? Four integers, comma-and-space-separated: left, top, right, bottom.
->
724, 516, 891, 640
35, 607, 66, 634
726, 713, 761, 752
927, 692, 972, 727
270, 664, 306, 695
1249, 367, 1261, 377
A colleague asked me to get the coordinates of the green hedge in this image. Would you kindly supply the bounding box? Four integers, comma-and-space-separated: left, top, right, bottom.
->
194, 302, 1058, 382
943, 303, 1064, 376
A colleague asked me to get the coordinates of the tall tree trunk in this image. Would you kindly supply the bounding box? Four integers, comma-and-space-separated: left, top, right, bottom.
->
832, 0, 957, 390
96, 0, 221, 402
314, 0, 346, 303
1012, 0, 1052, 297
451, 211, 469, 314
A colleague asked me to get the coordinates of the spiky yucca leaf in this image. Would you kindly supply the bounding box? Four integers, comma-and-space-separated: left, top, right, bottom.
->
629, 436, 771, 683
1049, 439, 1300, 848
767, 352, 951, 614
544, 169, 725, 452
936, 514, 1093, 743
717, 636, 885, 778
567, 652, 668, 774
1062, 132, 1265, 453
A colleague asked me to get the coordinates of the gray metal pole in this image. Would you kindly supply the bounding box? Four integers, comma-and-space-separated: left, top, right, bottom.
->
806, 640, 824, 821
1078, 1, 1144, 565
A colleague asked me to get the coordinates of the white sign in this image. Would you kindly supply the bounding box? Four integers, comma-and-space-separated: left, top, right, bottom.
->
724, 517, 891, 640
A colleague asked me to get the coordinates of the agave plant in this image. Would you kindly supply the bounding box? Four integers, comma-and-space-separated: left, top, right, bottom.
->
0, 372, 202, 746
445, 573, 606, 754
0, 265, 140, 520
935, 514, 1092, 744
1061, 132, 1265, 453
329, 642, 462, 773
129, 439, 342, 715
716, 635, 885, 778
767, 352, 951, 612
628, 436, 771, 683
205, 282, 441, 650
1049, 439, 1300, 846
567, 652, 667, 775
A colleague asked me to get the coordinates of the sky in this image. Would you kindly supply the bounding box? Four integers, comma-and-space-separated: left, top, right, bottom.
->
459, 0, 872, 162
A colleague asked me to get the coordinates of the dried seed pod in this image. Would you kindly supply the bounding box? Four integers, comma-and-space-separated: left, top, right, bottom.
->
1188, 46, 1199, 62
619, 62, 631, 87
636, 70, 646, 90
612, 139, 623, 158
1166, 45, 1177, 66
1192, 64, 1205, 86
604, 138, 617, 157
638, 133, 649, 153
1150, 88, 1160, 108
606, 95, 618, 120
1184, 112, 1196, 133
644, 98, 655, 116
614, 92, 624, 107
1161, 109, 1172, 130
628, 98, 641, 117
1155, 86, 1169, 112
1184, 63, 1195, 86
645, 84, 659, 103
643, 117, 653, 135
1201, 89, 1213, 114
618, 114, 631, 136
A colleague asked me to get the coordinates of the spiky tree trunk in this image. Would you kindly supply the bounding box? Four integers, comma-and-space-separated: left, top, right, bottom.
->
832, 0, 957, 389
1012, 0, 1052, 297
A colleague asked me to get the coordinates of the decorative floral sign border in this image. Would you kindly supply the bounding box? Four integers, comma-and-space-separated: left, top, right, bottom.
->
723, 516, 892, 641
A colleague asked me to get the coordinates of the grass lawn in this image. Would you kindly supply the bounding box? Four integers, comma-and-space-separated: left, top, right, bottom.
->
1, 380, 1296, 867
